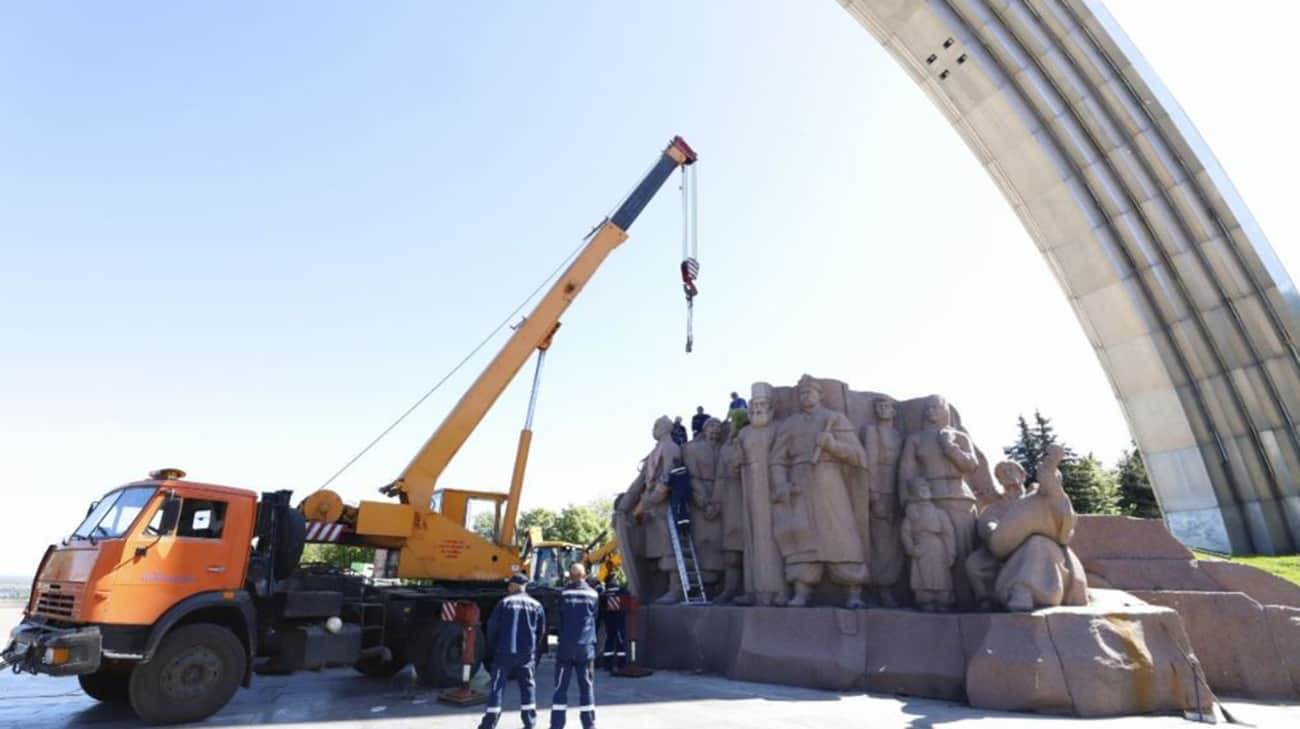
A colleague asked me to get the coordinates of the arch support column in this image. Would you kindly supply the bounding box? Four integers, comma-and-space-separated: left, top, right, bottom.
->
838, 0, 1300, 554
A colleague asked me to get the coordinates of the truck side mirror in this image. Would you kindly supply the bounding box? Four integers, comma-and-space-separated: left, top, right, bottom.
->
157, 494, 183, 535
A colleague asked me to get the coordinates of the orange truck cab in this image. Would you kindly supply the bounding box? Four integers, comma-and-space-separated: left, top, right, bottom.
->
3, 470, 495, 725
3, 471, 264, 721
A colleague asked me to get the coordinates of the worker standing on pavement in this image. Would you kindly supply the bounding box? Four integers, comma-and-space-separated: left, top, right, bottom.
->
599, 576, 628, 673
479, 574, 547, 729
549, 563, 599, 729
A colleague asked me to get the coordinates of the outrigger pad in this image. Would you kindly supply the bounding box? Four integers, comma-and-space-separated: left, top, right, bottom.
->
437, 686, 488, 706
611, 665, 654, 678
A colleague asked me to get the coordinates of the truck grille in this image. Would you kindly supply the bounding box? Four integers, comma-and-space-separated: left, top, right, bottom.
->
35, 591, 76, 618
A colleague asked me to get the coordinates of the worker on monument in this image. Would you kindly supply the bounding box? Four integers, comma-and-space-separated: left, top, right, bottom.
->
769, 374, 870, 608
598, 574, 628, 672
549, 563, 599, 729
726, 390, 749, 434
691, 405, 710, 439
670, 416, 688, 446
479, 573, 546, 729
898, 394, 980, 608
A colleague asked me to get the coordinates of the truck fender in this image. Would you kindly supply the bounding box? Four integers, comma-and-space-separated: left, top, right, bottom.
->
141, 591, 257, 687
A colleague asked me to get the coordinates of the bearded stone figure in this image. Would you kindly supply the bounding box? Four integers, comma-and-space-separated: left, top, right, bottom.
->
633, 415, 688, 604
769, 375, 870, 608
899, 395, 980, 609
683, 418, 725, 589
860, 397, 904, 606
735, 383, 786, 606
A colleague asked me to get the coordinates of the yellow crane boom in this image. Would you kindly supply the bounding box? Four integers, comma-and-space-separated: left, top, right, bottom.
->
302, 136, 697, 581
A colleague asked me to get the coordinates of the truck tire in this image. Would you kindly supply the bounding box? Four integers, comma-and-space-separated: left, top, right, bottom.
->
128, 624, 245, 724
274, 508, 307, 580
411, 621, 484, 688
79, 669, 130, 702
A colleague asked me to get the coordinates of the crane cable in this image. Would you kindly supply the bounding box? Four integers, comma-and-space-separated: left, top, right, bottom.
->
317, 237, 589, 490
680, 164, 700, 352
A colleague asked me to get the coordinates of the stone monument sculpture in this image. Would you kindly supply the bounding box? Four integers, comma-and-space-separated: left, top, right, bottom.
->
900, 477, 957, 612
632, 415, 688, 604
860, 397, 904, 606
768, 375, 870, 608
965, 460, 1028, 610
682, 418, 725, 589
712, 418, 746, 603
734, 383, 786, 606
983, 444, 1088, 611
899, 395, 980, 608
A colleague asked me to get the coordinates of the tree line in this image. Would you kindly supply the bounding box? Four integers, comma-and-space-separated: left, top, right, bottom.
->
1003, 411, 1159, 517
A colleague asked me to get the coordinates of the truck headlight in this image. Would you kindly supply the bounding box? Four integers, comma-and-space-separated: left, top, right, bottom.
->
43, 647, 69, 665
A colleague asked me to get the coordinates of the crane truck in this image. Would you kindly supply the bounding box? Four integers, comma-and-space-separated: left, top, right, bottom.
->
2, 136, 697, 724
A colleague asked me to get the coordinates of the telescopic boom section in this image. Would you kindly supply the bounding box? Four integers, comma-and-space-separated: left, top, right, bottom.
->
389, 137, 697, 520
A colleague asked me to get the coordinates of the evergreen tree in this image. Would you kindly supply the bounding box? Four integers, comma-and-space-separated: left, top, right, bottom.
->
1115, 445, 1161, 518
1058, 453, 1122, 515
1004, 411, 1073, 482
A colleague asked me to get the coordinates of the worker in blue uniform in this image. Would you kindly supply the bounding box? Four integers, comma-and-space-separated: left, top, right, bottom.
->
479, 573, 546, 729
599, 577, 628, 673
549, 563, 599, 729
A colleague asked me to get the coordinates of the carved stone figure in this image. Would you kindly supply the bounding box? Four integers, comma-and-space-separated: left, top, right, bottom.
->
965, 460, 1028, 610
769, 375, 869, 608
735, 383, 786, 606
860, 397, 904, 606
683, 418, 725, 586
899, 395, 980, 608
987, 445, 1088, 611
633, 415, 687, 604
712, 419, 745, 603
900, 478, 957, 612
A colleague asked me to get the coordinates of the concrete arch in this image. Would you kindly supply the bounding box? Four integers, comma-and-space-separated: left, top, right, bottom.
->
837, 0, 1300, 554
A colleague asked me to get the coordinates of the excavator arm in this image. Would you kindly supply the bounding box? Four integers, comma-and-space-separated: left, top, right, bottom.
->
384, 137, 697, 529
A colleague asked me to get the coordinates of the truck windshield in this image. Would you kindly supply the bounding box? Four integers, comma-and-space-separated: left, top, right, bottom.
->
73, 486, 156, 540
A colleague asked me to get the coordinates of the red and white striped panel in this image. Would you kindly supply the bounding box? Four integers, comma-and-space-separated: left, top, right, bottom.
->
305, 521, 347, 543
441, 601, 457, 623
605, 595, 622, 612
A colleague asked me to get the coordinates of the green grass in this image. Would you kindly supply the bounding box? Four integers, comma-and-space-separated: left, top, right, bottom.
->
1193, 550, 1300, 586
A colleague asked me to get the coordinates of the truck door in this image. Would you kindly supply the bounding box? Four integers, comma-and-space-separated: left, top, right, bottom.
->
110, 493, 247, 626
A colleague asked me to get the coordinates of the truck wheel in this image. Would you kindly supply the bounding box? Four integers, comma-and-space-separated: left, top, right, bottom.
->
128, 624, 245, 724
79, 669, 130, 702
412, 622, 484, 688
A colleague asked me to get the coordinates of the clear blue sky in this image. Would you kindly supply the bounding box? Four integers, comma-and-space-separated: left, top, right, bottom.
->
2, 1, 1297, 576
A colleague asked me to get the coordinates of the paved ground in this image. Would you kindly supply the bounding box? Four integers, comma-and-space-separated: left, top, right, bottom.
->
3, 605, 1294, 728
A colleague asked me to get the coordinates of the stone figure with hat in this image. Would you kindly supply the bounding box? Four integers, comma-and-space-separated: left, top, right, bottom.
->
768, 375, 870, 608
734, 382, 787, 606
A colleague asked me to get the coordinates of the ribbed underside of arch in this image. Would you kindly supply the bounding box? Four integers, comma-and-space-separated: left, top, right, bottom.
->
838, 0, 1300, 554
